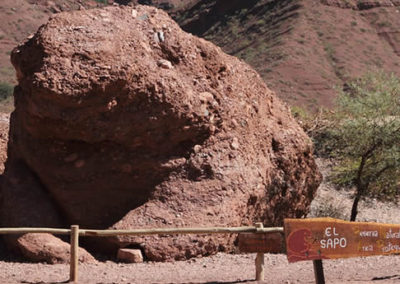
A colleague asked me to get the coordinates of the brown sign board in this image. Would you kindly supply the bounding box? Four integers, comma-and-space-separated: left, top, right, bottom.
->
284, 217, 400, 263
238, 232, 285, 253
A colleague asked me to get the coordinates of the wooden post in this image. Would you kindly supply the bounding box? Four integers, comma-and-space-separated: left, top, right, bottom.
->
70, 225, 79, 283
313, 259, 325, 284
254, 222, 265, 281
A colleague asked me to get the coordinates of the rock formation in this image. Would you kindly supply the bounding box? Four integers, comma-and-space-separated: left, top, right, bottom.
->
1, 4, 321, 262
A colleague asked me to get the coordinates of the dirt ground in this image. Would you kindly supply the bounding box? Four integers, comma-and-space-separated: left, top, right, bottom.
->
0, 252, 400, 283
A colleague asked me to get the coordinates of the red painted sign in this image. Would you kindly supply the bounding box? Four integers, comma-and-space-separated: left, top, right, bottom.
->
284, 218, 400, 263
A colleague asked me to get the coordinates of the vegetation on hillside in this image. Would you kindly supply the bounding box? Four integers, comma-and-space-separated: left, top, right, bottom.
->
0, 82, 13, 101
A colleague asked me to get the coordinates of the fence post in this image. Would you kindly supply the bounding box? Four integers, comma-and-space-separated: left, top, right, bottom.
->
70, 225, 79, 283
255, 222, 265, 281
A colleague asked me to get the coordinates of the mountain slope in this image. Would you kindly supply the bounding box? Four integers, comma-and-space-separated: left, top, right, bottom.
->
0, 0, 47, 85
175, 0, 400, 109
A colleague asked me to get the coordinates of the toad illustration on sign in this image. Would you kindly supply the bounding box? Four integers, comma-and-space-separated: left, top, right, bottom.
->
286, 228, 324, 262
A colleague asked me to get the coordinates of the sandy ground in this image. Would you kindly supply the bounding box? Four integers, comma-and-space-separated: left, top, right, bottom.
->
0, 252, 400, 283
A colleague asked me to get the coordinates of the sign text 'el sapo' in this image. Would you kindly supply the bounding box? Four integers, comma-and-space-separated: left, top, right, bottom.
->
284, 217, 400, 263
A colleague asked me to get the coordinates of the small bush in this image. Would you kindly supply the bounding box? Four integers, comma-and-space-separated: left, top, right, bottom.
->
308, 196, 348, 220
291, 105, 310, 121
290, 106, 335, 155
0, 82, 13, 100
377, 21, 391, 28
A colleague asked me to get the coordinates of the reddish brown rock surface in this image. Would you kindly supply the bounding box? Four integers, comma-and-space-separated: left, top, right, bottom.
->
117, 248, 143, 263
1, 5, 321, 262
16, 233, 96, 264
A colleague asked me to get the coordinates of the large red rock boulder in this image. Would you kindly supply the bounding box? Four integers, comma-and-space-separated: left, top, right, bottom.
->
1, 4, 321, 262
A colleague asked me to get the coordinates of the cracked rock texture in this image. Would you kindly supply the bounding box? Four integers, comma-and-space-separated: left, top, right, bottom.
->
1, 5, 321, 262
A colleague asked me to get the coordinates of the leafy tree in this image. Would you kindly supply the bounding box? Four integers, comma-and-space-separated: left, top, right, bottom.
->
325, 71, 400, 221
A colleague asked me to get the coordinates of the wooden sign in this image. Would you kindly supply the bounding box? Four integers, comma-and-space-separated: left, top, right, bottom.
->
238, 232, 284, 253
284, 217, 400, 263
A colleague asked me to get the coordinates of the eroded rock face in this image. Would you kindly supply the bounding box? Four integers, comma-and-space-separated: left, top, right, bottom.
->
2, 5, 321, 262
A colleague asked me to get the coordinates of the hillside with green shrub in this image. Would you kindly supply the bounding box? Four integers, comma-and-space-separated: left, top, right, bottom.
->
173, 0, 400, 110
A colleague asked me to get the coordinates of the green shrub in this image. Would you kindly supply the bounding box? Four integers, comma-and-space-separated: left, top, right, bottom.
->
0, 82, 13, 100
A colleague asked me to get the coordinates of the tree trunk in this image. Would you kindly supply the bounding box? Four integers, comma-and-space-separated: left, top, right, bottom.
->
350, 191, 362, 221
351, 155, 368, 222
